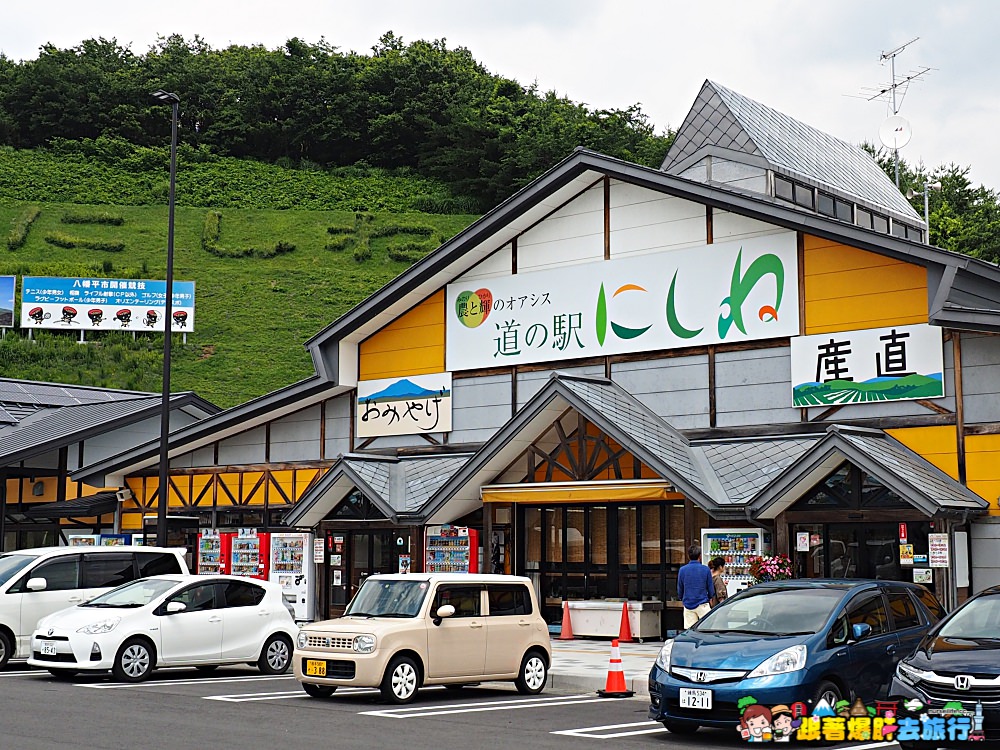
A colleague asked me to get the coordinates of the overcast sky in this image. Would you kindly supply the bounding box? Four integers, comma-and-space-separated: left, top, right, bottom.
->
4, 1, 998, 190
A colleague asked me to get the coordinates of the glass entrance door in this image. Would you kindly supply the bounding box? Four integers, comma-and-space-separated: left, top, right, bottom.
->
349, 531, 406, 598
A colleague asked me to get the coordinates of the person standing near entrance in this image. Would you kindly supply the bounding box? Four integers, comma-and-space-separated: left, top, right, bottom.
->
677, 544, 714, 628
709, 556, 728, 606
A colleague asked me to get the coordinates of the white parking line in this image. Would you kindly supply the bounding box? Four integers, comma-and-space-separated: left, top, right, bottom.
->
552, 720, 668, 739
78, 674, 295, 689
361, 693, 614, 719
0, 670, 43, 677
206, 687, 379, 702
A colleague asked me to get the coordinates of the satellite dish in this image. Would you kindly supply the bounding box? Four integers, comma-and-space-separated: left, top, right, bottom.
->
879, 116, 912, 150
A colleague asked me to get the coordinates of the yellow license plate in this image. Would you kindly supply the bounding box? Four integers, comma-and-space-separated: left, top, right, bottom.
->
306, 660, 327, 677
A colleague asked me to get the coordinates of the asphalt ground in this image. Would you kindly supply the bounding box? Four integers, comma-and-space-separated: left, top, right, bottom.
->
0, 664, 902, 750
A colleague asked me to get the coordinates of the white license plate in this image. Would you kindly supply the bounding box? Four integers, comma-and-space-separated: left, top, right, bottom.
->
41, 641, 57, 656
679, 688, 712, 709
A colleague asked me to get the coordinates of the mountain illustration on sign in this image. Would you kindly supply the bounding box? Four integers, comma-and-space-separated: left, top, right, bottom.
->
793, 373, 943, 406
363, 379, 450, 402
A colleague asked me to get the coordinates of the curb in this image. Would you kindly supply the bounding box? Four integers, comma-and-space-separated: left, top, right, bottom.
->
547, 672, 650, 698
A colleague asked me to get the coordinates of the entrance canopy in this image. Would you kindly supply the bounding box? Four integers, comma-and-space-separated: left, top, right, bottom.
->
21, 492, 119, 520
748, 425, 987, 519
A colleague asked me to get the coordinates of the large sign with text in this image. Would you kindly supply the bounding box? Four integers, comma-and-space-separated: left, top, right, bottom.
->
357, 372, 452, 438
445, 233, 798, 370
791, 324, 944, 406
21, 276, 195, 332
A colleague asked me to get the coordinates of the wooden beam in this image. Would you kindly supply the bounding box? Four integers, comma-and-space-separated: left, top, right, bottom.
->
603, 175, 611, 260
810, 405, 845, 422
916, 399, 954, 416
706, 205, 713, 244
708, 346, 717, 428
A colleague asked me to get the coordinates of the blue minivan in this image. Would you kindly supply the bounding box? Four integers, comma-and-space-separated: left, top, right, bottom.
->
648, 579, 945, 734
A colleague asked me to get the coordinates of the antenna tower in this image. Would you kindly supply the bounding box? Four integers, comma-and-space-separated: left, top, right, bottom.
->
859, 37, 932, 187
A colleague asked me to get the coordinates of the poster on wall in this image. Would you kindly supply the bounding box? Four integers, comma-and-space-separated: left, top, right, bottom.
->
913, 568, 933, 584
21, 276, 195, 332
899, 544, 914, 565
356, 372, 452, 438
790, 323, 944, 407
445, 232, 799, 371
929, 533, 950, 567
0, 275, 14, 328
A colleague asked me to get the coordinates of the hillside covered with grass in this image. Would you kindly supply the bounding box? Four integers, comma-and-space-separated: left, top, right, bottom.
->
0, 145, 476, 408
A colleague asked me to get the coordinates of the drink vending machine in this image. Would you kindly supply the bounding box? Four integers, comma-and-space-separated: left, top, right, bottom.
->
424, 525, 479, 573
701, 528, 771, 597
196, 530, 270, 579
268, 532, 315, 621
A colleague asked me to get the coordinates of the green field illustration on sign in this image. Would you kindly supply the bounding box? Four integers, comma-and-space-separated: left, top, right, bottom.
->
793, 373, 944, 406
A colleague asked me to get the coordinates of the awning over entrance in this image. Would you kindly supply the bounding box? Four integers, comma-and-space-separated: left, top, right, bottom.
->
283, 453, 472, 527
481, 479, 679, 504
21, 491, 119, 520
749, 425, 988, 519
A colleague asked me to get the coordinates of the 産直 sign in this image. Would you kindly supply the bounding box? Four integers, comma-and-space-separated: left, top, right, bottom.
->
790, 324, 944, 407
445, 233, 798, 371
20, 276, 195, 332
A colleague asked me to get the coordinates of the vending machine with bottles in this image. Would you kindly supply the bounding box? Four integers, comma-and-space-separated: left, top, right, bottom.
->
228, 529, 270, 580
701, 528, 771, 597
196, 530, 226, 575
424, 525, 479, 573
268, 532, 315, 621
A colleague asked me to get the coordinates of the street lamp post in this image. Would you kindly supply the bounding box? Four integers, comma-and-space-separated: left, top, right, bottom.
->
907, 180, 942, 245
152, 90, 180, 547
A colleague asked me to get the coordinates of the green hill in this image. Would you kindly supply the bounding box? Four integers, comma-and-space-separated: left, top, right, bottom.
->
0, 147, 477, 407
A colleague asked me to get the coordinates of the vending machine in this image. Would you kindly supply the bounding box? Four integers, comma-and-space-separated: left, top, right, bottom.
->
269, 532, 315, 621
701, 528, 772, 597
197, 530, 226, 575
424, 525, 479, 574
228, 529, 270, 580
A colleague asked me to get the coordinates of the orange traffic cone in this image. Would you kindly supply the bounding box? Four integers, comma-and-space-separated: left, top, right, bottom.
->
557, 600, 575, 640
597, 639, 634, 697
618, 600, 634, 643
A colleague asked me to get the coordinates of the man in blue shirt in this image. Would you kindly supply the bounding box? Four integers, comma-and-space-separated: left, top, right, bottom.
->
677, 544, 714, 628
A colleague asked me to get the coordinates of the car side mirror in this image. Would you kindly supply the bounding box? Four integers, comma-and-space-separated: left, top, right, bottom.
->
433, 604, 455, 626
851, 622, 872, 641
26, 577, 47, 592
166, 601, 187, 614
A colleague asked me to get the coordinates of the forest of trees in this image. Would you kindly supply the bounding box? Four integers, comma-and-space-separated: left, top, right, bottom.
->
1, 33, 998, 261
0, 33, 672, 211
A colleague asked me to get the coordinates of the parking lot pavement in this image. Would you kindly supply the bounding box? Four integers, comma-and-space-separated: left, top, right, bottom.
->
548, 637, 662, 696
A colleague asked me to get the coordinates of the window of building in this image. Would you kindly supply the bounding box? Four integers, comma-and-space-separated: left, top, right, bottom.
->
835, 199, 853, 223
793, 183, 814, 209
856, 208, 873, 229
892, 221, 907, 238
817, 192, 835, 216
872, 213, 889, 234
774, 175, 794, 202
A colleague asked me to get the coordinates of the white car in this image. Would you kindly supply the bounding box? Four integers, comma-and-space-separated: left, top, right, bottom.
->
27, 574, 298, 682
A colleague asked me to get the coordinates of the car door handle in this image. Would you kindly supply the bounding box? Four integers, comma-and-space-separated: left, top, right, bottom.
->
257, 609, 270, 616
885, 645, 896, 654
68, 596, 82, 603
517, 620, 531, 627
469, 622, 483, 629
208, 616, 222, 624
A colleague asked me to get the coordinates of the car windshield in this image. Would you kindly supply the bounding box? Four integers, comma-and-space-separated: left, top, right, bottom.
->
82, 578, 183, 608
937, 595, 1000, 640
344, 579, 428, 618
696, 587, 844, 635
0, 553, 39, 587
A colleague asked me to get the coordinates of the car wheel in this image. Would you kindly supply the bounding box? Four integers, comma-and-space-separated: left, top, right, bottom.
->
195, 665, 219, 673
514, 651, 547, 695
662, 721, 700, 735
381, 655, 420, 704
813, 679, 841, 709
47, 668, 79, 679
302, 683, 337, 699
113, 638, 154, 682
258, 634, 292, 675
0, 630, 12, 669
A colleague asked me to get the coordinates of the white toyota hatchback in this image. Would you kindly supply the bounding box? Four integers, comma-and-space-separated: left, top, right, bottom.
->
27, 574, 298, 681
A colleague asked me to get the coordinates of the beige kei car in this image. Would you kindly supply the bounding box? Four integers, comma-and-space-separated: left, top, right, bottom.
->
293, 573, 551, 703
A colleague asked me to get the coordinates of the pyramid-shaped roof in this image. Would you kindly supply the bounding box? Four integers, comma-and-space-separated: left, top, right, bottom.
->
663, 80, 922, 222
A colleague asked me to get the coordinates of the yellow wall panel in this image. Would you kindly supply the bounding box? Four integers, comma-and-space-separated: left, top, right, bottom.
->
803, 235, 927, 334
887, 426, 960, 480
359, 291, 445, 380
967, 434, 1000, 515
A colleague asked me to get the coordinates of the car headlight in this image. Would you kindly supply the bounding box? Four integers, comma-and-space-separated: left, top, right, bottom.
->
77, 617, 121, 635
353, 634, 376, 653
747, 645, 807, 678
896, 660, 926, 686
297, 631, 308, 649
655, 640, 674, 670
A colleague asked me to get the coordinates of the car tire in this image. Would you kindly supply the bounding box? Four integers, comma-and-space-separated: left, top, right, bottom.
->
662, 721, 700, 735
302, 683, 337, 699
195, 665, 219, 673
47, 668, 79, 679
0, 630, 12, 669
381, 655, 421, 704
813, 679, 842, 709
514, 650, 547, 695
258, 634, 292, 675
113, 638, 155, 683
